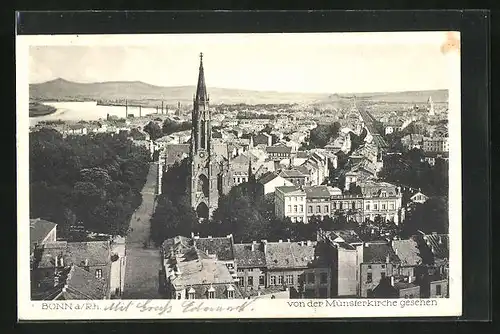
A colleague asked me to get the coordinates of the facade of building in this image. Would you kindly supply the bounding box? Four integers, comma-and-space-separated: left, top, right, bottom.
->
233, 242, 267, 292
359, 181, 404, 224
31, 240, 113, 300
257, 172, 294, 195
266, 145, 292, 161
275, 186, 307, 223
264, 240, 331, 298
188, 54, 232, 218
422, 137, 449, 153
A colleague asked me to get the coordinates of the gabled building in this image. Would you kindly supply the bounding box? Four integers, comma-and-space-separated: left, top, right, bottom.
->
263, 240, 331, 298
275, 186, 307, 223
234, 242, 267, 292
31, 240, 113, 300
257, 171, 294, 195
266, 144, 292, 161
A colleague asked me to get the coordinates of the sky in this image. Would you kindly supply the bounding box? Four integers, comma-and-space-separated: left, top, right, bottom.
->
28, 32, 453, 94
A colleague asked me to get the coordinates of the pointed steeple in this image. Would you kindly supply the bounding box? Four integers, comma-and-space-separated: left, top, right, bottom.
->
195, 52, 208, 104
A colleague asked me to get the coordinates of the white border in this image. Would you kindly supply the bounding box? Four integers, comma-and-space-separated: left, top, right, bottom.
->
17, 32, 462, 320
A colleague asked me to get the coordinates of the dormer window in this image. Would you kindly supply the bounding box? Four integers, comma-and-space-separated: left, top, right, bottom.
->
208, 286, 215, 299
95, 269, 102, 279
227, 285, 235, 299
188, 287, 196, 299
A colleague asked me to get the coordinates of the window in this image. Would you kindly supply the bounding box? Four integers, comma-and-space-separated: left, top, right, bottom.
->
308, 206, 313, 213
294, 205, 297, 213
247, 268, 253, 272
367, 273, 372, 283
227, 290, 234, 298
324, 205, 329, 213
366, 204, 370, 210
248, 276, 253, 286
367, 265, 372, 269
238, 277, 244, 286
339, 202, 343, 209
382, 204, 386, 210
177, 292, 182, 300
226, 263, 234, 270
381, 264, 385, 269
237, 268, 244, 273
333, 202, 337, 209
299, 205, 303, 213
320, 273, 328, 284
286, 275, 294, 285
307, 273, 315, 284
316, 205, 321, 213
95, 269, 102, 279
436, 284, 442, 296
390, 203, 395, 210
188, 291, 195, 299
278, 276, 283, 285
374, 204, 378, 210
259, 275, 265, 286
208, 291, 215, 299
288, 205, 292, 213
270, 276, 276, 285
352, 202, 356, 209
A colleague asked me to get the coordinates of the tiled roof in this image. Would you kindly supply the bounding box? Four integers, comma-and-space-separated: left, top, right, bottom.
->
257, 171, 279, 185
240, 286, 290, 298
330, 229, 363, 245
392, 239, 422, 266
194, 236, 234, 261
36, 241, 111, 268
304, 185, 331, 199
363, 242, 401, 263
233, 243, 266, 268
279, 169, 307, 178
162, 236, 194, 258
30, 218, 57, 250
295, 165, 311, 175
170, 258, 234, 287
36, 265, 109, 300
265, 241, 319, 269
275, 186, 304, 195
266, 146, 292, 154
359, 181, 400, 197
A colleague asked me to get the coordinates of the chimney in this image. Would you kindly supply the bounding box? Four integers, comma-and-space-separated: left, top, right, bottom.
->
287, 239, 290, 242
390, 276, 395, 286
60, 257, 64, 267
84, 259, 89, 267
191, 232, 194, 238
226, 234, 233, 239
261, 240, 267, 254
279, 240, 282, 243
54, 255, 58, 268
251, 243, 256, 252
438, 236, 443, 244
307, 240, 312, 246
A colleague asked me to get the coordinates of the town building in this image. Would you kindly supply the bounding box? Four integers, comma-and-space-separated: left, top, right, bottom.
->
422, 137, 449, 153
279, 168, 309, 186
257, 171, 294, 195
358, 241, 401, 297
275, 186, 307, 223
30, 218, 57, 257
263, 240, 331, 298
193, 234, 237, 280
233, 242, 267, 292
31, 240, 115, 300
266, 144, 292, 161
358, 181, 404, 224
410, 191, 429, 204
305, 185, 334, 221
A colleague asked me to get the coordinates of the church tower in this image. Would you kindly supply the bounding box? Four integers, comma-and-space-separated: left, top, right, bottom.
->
189, 53, 220, 219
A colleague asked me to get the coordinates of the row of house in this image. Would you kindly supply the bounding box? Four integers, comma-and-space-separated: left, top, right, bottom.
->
29, 218, 126, 300
160, 229, 449, 300
275, 181, 405, 224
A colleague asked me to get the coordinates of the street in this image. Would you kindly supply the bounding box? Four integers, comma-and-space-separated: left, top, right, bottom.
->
122, 162, 164, 299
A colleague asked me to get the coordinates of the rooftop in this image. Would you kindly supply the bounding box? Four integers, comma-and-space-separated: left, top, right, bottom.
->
233, 243, 266, 268
392, 239, 422, 266
266, 146, 292, 154
265, 241, 321, 270
30, 218, 57, 250
257, 171, 279, 184
170, 258, 235, 288
363, 242, 401, 264
275, 186, 305, 195
194, 236, 235, 261
304, 185, 331, 199
35, 240, 111, 269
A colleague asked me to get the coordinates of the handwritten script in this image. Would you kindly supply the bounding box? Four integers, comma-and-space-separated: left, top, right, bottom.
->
103, 298, 257, 316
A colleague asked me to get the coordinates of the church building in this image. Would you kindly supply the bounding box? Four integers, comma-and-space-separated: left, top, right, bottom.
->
188, 53, 232, 219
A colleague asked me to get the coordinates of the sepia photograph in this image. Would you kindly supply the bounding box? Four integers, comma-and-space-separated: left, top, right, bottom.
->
17, 31, 462, 319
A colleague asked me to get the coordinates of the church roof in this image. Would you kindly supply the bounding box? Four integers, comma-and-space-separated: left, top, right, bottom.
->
195, 53, 208, 103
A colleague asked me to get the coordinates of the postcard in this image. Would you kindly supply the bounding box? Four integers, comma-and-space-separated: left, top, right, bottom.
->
17, 31, 461, 320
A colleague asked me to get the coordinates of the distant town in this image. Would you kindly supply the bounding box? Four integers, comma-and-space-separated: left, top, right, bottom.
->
29, 53, 449, 301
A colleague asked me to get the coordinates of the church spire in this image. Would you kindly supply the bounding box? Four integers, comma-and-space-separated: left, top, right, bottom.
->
195, 52, 208, 103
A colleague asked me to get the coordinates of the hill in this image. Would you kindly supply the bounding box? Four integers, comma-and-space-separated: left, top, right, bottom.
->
29, 78, 328, 105
30, 78, 449, 106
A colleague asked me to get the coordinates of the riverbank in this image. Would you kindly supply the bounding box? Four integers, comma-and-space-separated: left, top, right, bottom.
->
29, 102, 57, 117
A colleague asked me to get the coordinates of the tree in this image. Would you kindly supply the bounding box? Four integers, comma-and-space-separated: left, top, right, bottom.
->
401, 196, 449, 237
144, 121, 163, 140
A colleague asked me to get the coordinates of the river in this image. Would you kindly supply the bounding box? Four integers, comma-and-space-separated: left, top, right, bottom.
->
29, 101, 159, 127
